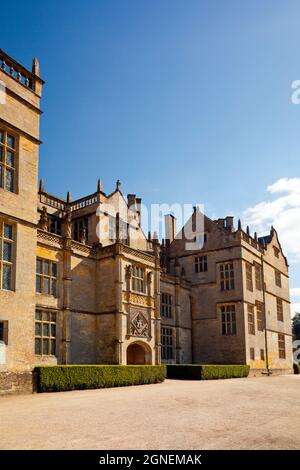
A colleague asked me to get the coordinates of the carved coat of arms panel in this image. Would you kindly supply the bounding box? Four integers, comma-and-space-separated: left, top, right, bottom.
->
128, 308, 150, 338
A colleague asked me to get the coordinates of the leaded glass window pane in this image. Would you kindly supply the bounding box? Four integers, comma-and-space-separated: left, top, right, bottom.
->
3, 242, 12, 262
4, 224, 12, 240
7, 135, 15, 149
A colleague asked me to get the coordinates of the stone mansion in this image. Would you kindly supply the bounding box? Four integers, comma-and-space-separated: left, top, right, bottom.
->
0, 49, 293, 392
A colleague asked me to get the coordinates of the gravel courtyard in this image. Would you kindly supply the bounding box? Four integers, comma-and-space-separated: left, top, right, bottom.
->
0, 375, 299, 450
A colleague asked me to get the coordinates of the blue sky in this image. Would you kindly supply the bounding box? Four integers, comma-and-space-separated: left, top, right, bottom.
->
2, 0, 300, 313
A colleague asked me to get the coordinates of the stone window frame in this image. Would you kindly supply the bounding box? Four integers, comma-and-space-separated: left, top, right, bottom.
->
131, 264, 145, 294
195, 255, 208, 273
0, 128, 18, 194
276, 297, 284, 322
48, 214, 62, 236
245, 261, 253, 292
219, 262, 235, 291
161, 293, 173, 318
34, 309, 56, 356
278, 333, 286, 359
254, 262, 262, 291
275, 269, 282, 288
256, 302, 265, 332
0, 219, 15, 291
248, 304, 255, 335
161, 326, 174, 360
36, 257, 58, 297
260, 349, 265, 361
250, 347, 255, 361
220, 303, 237, 336
108, 215, 128, 244
0, 320, 8, 345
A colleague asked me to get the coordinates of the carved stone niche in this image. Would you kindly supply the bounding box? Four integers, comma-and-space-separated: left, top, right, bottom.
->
128, 308, 150, 338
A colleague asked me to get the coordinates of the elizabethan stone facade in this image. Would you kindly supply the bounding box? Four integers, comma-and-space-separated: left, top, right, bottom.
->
0, 50, 293, 393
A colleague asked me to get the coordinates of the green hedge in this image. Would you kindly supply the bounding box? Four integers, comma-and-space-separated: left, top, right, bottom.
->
167, 364, 250, 380
34, 365, 166, 392
293, 362, 300, 374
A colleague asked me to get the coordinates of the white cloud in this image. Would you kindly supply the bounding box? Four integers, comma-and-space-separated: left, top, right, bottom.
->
244, 177, 300, 262
291, 302, 300, 317
290, 288, 300, 297
267, 177, 300, 194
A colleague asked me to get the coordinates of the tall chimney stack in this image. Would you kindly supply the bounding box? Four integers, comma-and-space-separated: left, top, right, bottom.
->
165, 214, 177, 244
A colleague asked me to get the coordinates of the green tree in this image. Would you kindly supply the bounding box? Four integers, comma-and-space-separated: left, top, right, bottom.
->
292, 312, 300, 340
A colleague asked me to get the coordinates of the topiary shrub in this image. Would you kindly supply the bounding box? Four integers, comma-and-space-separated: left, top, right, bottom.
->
293, 362, 300, 374
167, 364, 250, 380
34, 365, 166, 392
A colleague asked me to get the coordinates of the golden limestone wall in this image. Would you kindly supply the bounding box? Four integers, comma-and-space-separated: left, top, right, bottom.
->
0, 53, 42, 393
0, 50, 294, 396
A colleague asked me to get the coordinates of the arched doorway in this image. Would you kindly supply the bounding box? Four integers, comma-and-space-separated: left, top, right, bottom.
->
127, 342, 152, 365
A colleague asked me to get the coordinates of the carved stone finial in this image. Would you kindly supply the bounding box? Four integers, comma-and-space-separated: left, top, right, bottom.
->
32, 57, 40, 77
246, 225, 250, 236
116, 179, 121, 191
66, 191, 72, 204
97, 178, 103, 193
238, 219, 242, 231
39, 179, 45, 193
39, 206, 48, 231
254, 232, 258, 241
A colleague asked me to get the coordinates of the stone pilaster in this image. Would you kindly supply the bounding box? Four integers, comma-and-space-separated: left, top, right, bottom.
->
174, 257, 181, 363
153, 239, 161, 365
114, 242, 123, 364
61, 207, 72, 364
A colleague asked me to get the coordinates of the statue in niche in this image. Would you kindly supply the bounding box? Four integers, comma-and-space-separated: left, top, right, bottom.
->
39, 206, 48, 231
63, 206, 72, 239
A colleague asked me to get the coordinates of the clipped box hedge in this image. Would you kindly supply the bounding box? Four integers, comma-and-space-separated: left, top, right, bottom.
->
167, 364, 250, 380
293, 362, 300, 374
34, 364, 166, 393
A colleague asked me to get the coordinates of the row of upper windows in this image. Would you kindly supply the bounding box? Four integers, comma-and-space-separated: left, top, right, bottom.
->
194, 257, 283, 290
44, 215, 130, 245
222, 301, 284, 337
1, 230, 147, 296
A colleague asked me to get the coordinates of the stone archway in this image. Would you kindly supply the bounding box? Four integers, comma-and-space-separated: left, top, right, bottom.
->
126, 342, 152, 365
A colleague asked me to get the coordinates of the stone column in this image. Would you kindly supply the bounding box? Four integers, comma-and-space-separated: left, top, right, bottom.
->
174, 257, 181, 363
153, 239, 161, 365
115, 242, 123, 364
61, 206, 72, 364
